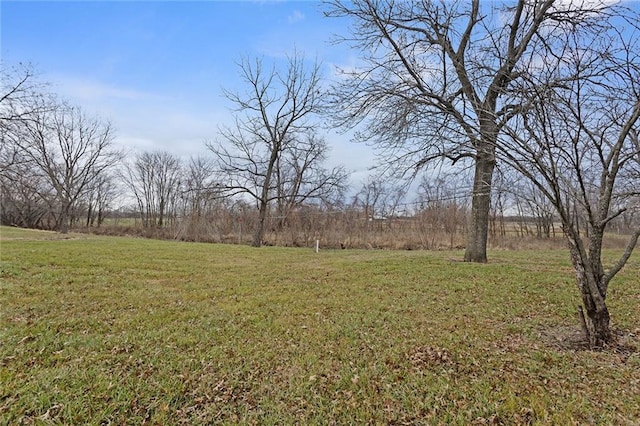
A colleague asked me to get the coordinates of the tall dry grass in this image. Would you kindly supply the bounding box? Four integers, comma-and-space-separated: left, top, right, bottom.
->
75, 207, 638, 252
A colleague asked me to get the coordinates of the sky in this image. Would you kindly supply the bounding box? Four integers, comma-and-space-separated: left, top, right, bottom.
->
1, 0, 376, 184
4, 1, 639, 195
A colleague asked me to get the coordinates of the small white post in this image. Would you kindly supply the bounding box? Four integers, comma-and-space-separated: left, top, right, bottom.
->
315, 239, 319, 253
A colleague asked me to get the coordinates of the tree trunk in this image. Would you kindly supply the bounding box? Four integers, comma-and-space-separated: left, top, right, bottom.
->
57, 197, 71, 234
464, 148, 495, 263
568, 236, 612, 347
86, 202, 93, 227
587, 303, 611, 347
253, 201, 268, 247
577, 273, 612, 347
58, 209, 69, 234
97, 208, 105, 227
158, 200, 165, 227
252, 139, 280, 247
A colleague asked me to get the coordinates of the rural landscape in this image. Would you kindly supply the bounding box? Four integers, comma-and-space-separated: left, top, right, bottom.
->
1, 0, 640, 424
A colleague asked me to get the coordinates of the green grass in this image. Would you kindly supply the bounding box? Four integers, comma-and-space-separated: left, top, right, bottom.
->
1, 226, 639, 425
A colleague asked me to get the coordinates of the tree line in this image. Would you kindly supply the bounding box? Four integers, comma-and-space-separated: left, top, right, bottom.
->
2, 0, 640, 346
0, 66, 122, 233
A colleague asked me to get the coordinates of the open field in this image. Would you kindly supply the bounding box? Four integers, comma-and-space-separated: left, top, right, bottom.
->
1, 226, 639, 424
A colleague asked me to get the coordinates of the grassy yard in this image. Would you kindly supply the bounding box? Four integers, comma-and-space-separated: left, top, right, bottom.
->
1, 226, 639, 425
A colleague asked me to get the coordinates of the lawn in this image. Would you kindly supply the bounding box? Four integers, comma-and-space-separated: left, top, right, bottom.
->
1, 226, 639, 424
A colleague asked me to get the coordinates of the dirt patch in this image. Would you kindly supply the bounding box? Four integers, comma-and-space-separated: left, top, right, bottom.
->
541, 325, 590, 350
540, 324, 639, 357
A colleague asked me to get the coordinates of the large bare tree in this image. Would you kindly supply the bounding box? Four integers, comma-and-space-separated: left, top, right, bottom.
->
11, 101, 120, 233
207, 54, 346, 247
500, 22, 640, 346
324, 0, 616, 262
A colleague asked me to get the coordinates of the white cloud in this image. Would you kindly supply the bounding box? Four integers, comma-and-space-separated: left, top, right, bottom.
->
45, 74, 229, 159
287, 10, 305, 24
111, 105, 225, 158
53, 76, 160, 103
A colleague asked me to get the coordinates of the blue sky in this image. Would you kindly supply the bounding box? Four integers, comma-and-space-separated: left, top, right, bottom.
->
1, 0, 373, 180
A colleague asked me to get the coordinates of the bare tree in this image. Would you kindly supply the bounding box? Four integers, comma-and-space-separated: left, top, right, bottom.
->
500, 22, 640, 346
12, 101, 121, 233
0, 157, 53, 228
83, 172, 119, 227
0, 63, 53, 131
324, 0, 617, 262
1, 63, 53, 176
512, 180, 556, 239
352, 176, 405, 222
207, 54, 343, 247
274, 132, 348, 229
123, 151, 183, 228
173, 156, 228, 241
416, 171, 470, 248
181, 156, 219, 220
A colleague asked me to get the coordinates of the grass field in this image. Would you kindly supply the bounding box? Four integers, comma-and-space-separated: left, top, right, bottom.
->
1, 226, 639, 425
